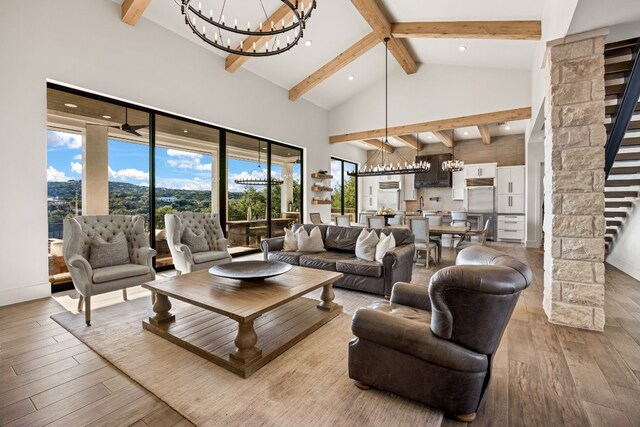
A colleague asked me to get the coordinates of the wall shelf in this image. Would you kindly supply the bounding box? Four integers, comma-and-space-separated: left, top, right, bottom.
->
311, 199, 332, 205
311, 184, 332, 192
311, 173, 333, 180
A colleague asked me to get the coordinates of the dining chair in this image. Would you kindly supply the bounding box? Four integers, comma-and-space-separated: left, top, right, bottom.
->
408, 218, 438, 267
309, 213, 324, 225
456, 218, 492, 253
358, 212, 372, 225
450, 211, 470, 248
367, 216, 386, 229
425, 214, 443, 262
451, 211, 470, 227
387, 213, 405, 226
335, 215, 351, 227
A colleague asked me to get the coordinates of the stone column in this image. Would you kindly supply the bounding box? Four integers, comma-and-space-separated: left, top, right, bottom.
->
83, 125, 109, 215
543, 30, 608, 331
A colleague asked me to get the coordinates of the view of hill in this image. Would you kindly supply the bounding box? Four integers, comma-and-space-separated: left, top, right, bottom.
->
48, 180, 301, 232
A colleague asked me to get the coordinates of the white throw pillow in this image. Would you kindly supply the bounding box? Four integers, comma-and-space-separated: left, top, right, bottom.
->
297, 227, 325, 253
355, 229, 379, 262
375, 232, 396, 264
283, 227, 298, 252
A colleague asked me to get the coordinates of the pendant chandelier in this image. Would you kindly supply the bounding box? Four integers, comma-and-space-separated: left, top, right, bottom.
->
234, 140, 284, 186
180, 0, 316, 57
348, 38, 430, 178
441, 130, 464, 172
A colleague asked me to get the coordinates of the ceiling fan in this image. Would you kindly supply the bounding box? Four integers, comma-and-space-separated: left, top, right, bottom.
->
87, 107, 148, 137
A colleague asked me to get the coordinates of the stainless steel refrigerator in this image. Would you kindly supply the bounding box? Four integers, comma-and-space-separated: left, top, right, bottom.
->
464, 186, 496, 241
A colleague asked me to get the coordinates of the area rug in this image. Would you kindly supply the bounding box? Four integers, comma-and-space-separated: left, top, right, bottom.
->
51, 297, 443, 426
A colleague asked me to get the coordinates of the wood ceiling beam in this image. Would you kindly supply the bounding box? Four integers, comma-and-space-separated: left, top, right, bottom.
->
225, 5, 294, 73
431, 130, 454, 148
361, 139, 394, 154
289, 32, 379, 101
121, 0, 151, 26
329, 107, 531, 144
350, 0, 418, 74
393, 135, 420, 150
391, 21, 542, 41
478, 124, 491, 145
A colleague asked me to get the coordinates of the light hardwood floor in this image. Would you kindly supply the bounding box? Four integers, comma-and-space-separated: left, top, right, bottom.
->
2, 244, 640, 426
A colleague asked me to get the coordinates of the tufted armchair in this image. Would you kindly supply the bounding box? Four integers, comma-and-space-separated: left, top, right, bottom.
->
348, 246, 532, 422
165, 212, 232, 275
63, 215, 156, 326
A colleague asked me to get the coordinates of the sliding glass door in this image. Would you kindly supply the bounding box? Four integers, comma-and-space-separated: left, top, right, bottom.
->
331, 158, 358, 222
154, 114, 219, 267
225, 132, 303, 256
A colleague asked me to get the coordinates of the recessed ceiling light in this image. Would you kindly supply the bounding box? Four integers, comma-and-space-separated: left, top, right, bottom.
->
348, 75, 355, 81
64, 103, 78, 108
183, 130, 188, 133
504, 126, 511, 130
427, 134, 433, 139
459, 46, 467, 52
102, 115, 111, 119
305, 40, 312, 47
463, 131, 469, 135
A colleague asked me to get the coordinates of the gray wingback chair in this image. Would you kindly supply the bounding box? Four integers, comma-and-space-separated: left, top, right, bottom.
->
165, 212, 232, 274
63, 215, 156, 326
348, 246, 532, 422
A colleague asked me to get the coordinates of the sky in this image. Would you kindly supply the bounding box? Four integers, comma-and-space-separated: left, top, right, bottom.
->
47, 130, 300, 193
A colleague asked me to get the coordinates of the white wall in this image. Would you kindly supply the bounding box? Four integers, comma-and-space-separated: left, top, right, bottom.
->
608, 204, 640, 281
329, 63, 531, 136
0, 0, 365, 306
525, 141, 544, 248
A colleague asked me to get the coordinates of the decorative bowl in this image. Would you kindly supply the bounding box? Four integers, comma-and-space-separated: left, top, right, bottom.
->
208, 260, 292, 280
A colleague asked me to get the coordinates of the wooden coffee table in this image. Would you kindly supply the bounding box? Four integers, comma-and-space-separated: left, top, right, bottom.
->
141, 266, 343, 378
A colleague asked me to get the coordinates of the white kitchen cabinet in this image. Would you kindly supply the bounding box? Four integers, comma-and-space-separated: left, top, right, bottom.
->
497, 214, 525, 241
497, 166, 525, 195
497, 166, 525, 214
360, 176, 377, 210
403, 174, 416, 200
451, 170, 465, 200
497, 194, 524, 214
465, 163, 497, 179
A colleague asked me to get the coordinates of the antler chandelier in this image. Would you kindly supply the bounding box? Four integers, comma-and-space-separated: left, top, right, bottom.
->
181, 0, 316, 57
348, 38, 430, 178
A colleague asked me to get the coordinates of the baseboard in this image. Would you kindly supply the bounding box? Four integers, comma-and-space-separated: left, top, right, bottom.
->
606, 255, 640, 282
526, 239, 540, 248
0, 282, 51, 307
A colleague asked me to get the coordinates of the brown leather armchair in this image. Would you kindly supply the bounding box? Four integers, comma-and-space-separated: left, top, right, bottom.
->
348, 246, 532, 422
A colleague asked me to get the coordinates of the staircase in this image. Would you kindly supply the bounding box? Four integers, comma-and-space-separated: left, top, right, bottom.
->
603, 37, 640, 254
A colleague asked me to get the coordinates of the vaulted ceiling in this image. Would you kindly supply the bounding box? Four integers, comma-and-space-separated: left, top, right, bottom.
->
120, 0, 544, 110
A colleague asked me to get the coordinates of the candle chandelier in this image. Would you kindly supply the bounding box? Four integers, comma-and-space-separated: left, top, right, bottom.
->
234, 140, 284, 186
180, 0, 316, 57
441, 130, 465, 172
348, 38, 430, 178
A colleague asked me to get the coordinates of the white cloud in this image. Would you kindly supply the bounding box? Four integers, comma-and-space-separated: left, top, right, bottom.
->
108, 166, 149, 181
167, 149, 202, 159
73, 154, 82, 160
70, 162, 82, 175
166, 149, 212, 171
47, 166, 71, 182
47, 131, 82, 150
156, 177, 211, 191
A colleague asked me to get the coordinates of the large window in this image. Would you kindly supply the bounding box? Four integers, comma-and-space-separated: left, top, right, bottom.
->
46, 85, 304, 282
226, 133, 303, 256
154, 114, 219, 267
331, 158, 358, 221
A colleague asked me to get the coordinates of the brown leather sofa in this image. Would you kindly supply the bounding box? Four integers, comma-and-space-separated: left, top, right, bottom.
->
261, 224, 415, 298
348, 246, 532, 422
